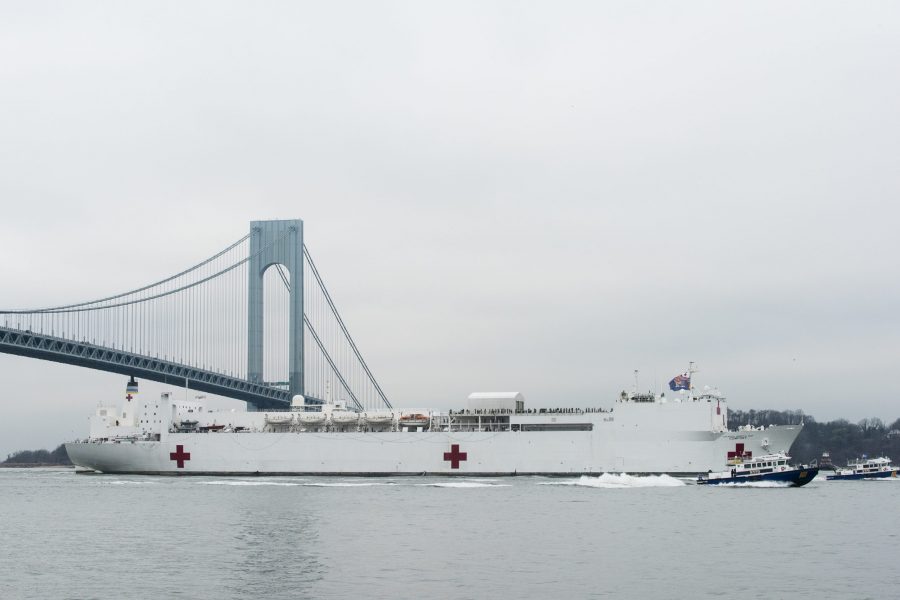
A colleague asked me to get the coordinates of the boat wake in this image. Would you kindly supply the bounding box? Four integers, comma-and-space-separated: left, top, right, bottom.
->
418, 481, 511, 488
103, 479, 159, 485
714, 480, 792, 488
197, 480, 304, 487
196, 479, 402, 487
540, 473, 685, 489
301, 481, 399, 487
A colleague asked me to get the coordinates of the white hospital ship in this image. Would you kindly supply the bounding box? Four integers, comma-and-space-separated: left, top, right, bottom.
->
65, 375, 802, 476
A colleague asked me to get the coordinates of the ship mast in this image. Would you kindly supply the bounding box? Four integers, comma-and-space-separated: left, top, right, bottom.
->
688, 361, 697, 401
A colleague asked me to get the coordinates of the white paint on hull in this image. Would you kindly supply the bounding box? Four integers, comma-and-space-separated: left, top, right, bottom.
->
66, 386, 802, 475
66, 425, 801, 475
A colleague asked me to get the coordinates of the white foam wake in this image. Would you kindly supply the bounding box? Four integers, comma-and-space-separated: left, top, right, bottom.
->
301, 482, 397, 487
104, 479, 159, 485
197, 480, 303, 487
714, 480, 792, 488
196, 480, 401, 487
419, 481, 511, 488
540, 473, 685, 489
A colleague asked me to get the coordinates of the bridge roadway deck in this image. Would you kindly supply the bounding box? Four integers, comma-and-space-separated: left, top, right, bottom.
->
0, 326, 292, 409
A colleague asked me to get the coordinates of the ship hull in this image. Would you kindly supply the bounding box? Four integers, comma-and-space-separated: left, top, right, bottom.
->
697, 467, 819, 487
825, 470, 898, 481
66, 425, 801, 476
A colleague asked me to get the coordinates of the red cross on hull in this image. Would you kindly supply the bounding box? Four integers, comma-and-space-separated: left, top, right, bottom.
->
443, 444, 468, 469
169, 445, 191, 468
727, 443, 752, 461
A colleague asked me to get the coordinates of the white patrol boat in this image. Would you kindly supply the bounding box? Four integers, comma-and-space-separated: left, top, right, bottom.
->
826, 457, 899, 481
696, 451, 818, 487
65, 373, 803, 476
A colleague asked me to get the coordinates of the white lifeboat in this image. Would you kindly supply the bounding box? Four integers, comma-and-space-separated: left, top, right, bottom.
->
297, 412, 327, 425
398, 413, 430, 428
362, 411, 394, 425
265, 413, 294, 425
330, 411, 360, 425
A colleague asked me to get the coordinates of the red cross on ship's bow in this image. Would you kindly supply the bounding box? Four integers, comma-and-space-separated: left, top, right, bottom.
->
727, 443, 752, 461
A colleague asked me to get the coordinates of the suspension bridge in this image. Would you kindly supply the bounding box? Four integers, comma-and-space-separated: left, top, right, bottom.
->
0, 219, 391, 411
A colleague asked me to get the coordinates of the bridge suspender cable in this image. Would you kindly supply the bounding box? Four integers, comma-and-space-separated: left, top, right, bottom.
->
273, 263, 365, 412
301, 247, 393, 409
0, 235, 250, 314
0, 233, 283, 315
303, 315, 363, 412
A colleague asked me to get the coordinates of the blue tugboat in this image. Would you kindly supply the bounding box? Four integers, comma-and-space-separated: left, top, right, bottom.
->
826, 456, 898, 481
697, 451, 818, 487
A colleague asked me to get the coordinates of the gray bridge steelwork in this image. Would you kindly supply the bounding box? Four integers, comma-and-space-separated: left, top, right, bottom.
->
0, 327, 293, 409
0, 219, 391, 412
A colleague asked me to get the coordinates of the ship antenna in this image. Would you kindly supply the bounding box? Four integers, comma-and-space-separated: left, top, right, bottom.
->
633, 369, 639, 395
688, 361, 697, 402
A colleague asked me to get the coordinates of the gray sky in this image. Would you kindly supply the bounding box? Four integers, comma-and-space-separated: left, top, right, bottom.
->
2, 1, 899, 456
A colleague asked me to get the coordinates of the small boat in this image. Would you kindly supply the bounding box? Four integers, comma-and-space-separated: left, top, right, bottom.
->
175, 419, 199, 432
697, 452, 818, 487
297, 411, 327, 425
398, 413, 430, 428
199, 424, 226, 432
826, 456, 898, 481
265, 413, 294, 425
330, 411, 360, 424
361, 411, 394, 425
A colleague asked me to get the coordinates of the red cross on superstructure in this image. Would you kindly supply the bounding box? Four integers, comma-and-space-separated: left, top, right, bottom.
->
727, 443, 752, 461
443, 444, 467, 469
169, 444, 191, 468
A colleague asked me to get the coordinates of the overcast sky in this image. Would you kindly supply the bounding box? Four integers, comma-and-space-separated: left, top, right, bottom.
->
1, 2, 899, 456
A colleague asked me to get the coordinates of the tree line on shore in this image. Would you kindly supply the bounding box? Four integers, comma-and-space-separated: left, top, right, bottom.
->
728, 409, 900, 466
3, 444, 72, 466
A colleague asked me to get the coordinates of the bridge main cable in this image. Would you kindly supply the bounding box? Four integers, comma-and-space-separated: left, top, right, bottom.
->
0, 235, 250, 314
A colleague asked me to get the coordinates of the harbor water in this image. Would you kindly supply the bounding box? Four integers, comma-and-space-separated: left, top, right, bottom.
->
0, 468, 897, 599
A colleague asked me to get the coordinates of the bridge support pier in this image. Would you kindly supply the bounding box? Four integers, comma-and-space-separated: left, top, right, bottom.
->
248, 220, 304, 406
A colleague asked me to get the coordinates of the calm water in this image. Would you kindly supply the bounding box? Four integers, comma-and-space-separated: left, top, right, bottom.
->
0, 469, 898, 600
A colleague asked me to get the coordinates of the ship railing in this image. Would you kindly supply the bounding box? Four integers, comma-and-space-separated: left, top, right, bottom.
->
448, 407, 610, 416
446, 425, 512, 433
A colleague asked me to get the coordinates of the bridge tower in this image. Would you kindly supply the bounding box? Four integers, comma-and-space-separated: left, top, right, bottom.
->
247, 219, 304, 402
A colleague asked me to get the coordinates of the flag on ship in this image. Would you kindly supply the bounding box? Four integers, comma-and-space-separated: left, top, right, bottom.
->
668, 373, 690, 391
